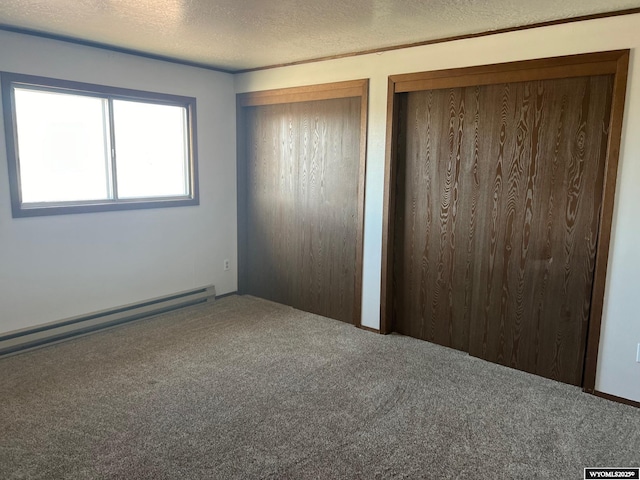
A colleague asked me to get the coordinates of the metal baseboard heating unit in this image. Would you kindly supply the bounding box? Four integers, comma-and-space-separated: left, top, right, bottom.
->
0, 285, 216, 357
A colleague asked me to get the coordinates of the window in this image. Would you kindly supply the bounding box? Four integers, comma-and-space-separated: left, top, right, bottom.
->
1, 73, 198, 217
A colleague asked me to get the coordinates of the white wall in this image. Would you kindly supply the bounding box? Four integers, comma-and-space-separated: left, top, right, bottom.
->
0, 31, 237, 334
235, 14, 640, 403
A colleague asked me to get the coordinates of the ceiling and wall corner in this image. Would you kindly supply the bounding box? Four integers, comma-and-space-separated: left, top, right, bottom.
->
0, 1, 639, 71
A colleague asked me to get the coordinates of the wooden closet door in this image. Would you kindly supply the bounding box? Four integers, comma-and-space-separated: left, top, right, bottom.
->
243, 97, 361, 323
394, 75, 613, 385
392, 88, 480, 352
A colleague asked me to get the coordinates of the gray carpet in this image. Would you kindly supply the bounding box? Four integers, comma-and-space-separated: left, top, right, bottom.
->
1, 295, 638, 479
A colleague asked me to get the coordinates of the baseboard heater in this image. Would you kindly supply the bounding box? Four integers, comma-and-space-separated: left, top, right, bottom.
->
0, 285, 216, 357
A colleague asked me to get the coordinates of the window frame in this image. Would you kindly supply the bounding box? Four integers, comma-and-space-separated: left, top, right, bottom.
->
1, 72, 199, 217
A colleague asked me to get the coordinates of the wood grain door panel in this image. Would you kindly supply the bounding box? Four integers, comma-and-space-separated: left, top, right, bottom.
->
393, 75, 613, 385
243, 97, 361, 323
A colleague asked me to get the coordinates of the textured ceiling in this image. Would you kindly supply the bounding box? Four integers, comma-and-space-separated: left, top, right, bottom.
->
0, 0, 639, 72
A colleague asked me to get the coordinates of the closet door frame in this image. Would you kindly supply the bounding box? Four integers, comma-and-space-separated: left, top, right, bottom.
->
380, 51, 629, 393
237, 79, 369, 327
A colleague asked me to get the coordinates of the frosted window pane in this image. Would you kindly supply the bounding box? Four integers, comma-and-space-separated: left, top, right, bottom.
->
113, 100, 189, 199
14, 88, 112, 203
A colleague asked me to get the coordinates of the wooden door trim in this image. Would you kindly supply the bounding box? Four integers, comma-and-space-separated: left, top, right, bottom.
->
380, 51, 630, 392
390, 51, 627, 93
380, 76, 401, 335
238, 79, 368, 107
236, 94, 249, 298
236, 79, 369, 327
582, 51, 630, 393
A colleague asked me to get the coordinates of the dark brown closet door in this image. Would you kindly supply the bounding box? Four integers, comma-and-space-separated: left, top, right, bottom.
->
393, 75, 613, 385
243, 97, 361, 323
